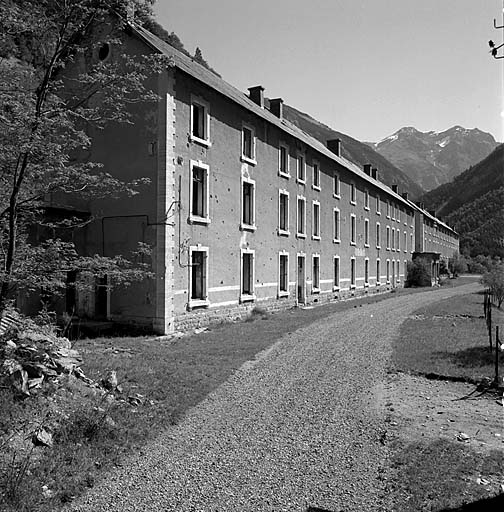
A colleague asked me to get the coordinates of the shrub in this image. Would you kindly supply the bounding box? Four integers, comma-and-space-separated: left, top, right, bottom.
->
449, 253, 468, 277
481, 263, 504, 308
406, 258, 432, 287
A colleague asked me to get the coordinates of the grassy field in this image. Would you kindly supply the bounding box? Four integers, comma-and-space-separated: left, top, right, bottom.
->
393, 289, 504, 382
387, 287, 504, 512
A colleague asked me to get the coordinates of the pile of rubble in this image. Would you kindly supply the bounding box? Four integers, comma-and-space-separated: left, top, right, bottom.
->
0, 310, 93, 396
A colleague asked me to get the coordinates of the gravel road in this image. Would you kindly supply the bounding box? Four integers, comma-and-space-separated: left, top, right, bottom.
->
69, 282, 480, 512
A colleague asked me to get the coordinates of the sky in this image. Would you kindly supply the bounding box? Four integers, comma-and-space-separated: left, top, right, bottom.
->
153, 0, 504, 143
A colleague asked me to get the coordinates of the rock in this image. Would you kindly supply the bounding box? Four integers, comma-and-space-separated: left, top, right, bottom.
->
28, 376, 44, 389
41, 485, 54, 499
32, 428, 53, 447
194, 327, 208, 334
5, 339, 17, 351
104, 415, 117, 429
457, 432, 470, 442
101, 370, 118, 390
2, 358, 22, 375
54, 348, 82, 372
476, 477, 490, 485
500, 483, 504, 494
11, 369, 30, 395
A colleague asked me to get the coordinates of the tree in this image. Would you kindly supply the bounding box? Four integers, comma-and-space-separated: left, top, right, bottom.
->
406, 258, 431, 287
448, 253, 467, 277
481, 263, 504, 308
0, 0, 167, 309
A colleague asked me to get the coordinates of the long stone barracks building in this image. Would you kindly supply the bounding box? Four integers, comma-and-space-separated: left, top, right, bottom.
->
49, 21, 458, 334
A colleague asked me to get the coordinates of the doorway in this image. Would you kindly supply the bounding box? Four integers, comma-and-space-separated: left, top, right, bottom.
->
297, 255, 306, 304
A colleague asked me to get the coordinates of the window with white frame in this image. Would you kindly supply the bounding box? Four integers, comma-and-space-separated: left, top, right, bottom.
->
391, 228, 395, 250
364, 258, 369, 285
297, 153, 306, 183
333, 208, 340, 242
386, 226, 391, 249
279, 143, 289, 177
391, 203, 395, 221
189, 246, 208, 306
376, 194, 381, 214
364, 189, 370, 210
396, 229, 400, 251
334, 173, 340, 197
350, 182, 356, 204
386, 259, 390, 283
376, 259, 381, 286
312, 254, 320, 291
190, 161, 210, 223
278, 190, 289, 235
333, 256, 340, 290
376, 222, 381, 248
364, 218, 370, 247
350, 257, 356, 287
350, 214, 356, 245
312, 201, 320, 239
312, 161, 320, 190
190, 96, 210, 145
404, 231, 407, 252
279, 252, 289, 296
241, 250, 255, 300
241, 124, 256, 163
297, 196, 306, 237
410, 233, 414, 252
241, 177, 256, 230
386, 200, 391, 218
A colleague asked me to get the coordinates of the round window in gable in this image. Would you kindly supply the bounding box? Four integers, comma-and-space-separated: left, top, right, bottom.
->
98, 42, 111, 62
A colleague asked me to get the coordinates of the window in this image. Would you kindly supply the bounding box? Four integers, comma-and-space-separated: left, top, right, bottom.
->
376, 259, 381, 286
364, 189, 370, 210
364, 259, 369, 285
396, 229, 400, 251
241, 250, 255, 301
404, 231, 407, 252
333, 208, 340, 242
312, 161, 320, 190
190, 96, 210, 145
386, 259, 390, 284
350, 214, 356, 245
364, 219, 370, 247
241, 177, 256, 230
297, 196, 306, 237
350, 258, 356, 288
312, 201, 320, 240
312, 255, 320, 291
189, 161, 210, 223
279, 143, 290, 177
376, 194, 381, 215
333, 173, 340, 197
333, 256, 340, 290
279, 252, 289, 297
241, 124, 256, 164
297, 153, 306, 183
376, 222, 381, 248
189, 246, 209, 307
410, 233, 414, 253
386, 226, 391, 249
386, 200, 391, 218
350, 182, 356, 204
278, 190, 289, 235
391, 203, 395, 221
391, 228, 395, 250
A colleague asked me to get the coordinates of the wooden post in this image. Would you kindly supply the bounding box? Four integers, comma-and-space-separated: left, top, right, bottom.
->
488, 305, 492, 349
495, 326, 500, 385
484, 292, 487, 319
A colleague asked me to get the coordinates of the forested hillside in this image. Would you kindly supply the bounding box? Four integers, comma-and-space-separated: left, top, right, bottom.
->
422, 145, 504, 257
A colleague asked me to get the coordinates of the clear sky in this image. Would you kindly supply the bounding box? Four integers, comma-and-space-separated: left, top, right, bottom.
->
153, 0, 503, 142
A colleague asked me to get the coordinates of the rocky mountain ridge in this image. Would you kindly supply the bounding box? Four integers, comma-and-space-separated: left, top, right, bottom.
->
368, 126, 498, 191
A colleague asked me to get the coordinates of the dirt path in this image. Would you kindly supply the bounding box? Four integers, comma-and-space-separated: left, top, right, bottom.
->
68, 282, 482, 512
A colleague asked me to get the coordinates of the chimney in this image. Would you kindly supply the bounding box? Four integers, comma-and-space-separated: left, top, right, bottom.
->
269, 98, 283, 120
371, 167, 378, 180
248, 86, 264, 108
415, 201, 425, 210
401, 192, 409, 201
363, 164, 372, 176
428, 209, 436, 217
327, 138, 342, 157
392, 184, 399, 193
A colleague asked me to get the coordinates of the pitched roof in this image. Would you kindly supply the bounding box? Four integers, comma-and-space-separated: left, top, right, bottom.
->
130, 23, 424, 213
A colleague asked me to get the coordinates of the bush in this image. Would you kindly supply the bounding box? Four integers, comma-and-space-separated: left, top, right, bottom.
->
406, 258, 432, 287
481, 263, 504, 308
449, 253, 468, 277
